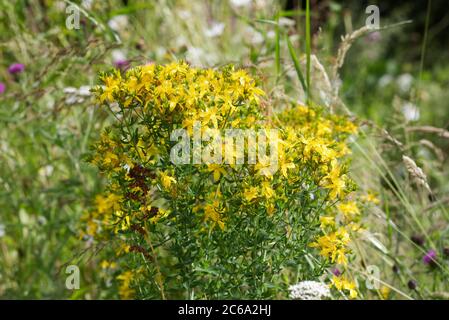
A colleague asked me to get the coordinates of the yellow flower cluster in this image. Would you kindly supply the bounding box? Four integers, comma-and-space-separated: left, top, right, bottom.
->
331, 275, 358, 299
116, 271, 135, 300
274, 105, 364, 298
85, 62, 267, 237
83, 62, 363, 299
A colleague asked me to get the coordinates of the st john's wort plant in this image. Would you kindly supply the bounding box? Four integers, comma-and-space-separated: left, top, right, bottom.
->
81, 62, 363, 299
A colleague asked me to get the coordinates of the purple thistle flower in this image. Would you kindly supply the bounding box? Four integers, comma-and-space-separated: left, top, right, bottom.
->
8, 63, 25, 74
331, 267, 341, 277
114, 59, 130, 70
0, 82, 5, 94
423, 249, 437, 265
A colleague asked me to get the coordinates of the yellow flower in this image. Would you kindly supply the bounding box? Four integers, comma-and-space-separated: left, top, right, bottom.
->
380, 285, 391, 300
335, 142, 351, 157
95, 193, 122, 214
149, 208, 170, 224
207, 164, 227, 182
255, 159, 274, 178
117, 271, 135, 300
103, 151, 119, 166
100, 260, 110, 269
310, 227, 351, 265
154, 80, 173, 100
336, 121, 358, 134
243, 187, 258, 202
301, 136, 336, 162
361, 191, 380, 205
266, 203, 275, 216
125, 75, 143, 94
331, 275, 358, 299
200, 107, 222, 129
86, 220, 98, 237
322, 160, 346, 199
203, 200, 225, 230
114, 210, 130, 233
319, 216, 335, 229
279, 159, 295, 178
99, 75, 120, 102
100, 260, 117, 269
261, 181, 275, 199
116, 243, 131, 256
159, 171, 176, 189
338, 201, 360, 220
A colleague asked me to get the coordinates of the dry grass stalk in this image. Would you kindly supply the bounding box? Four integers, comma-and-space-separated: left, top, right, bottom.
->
402, 155, 431, 193
406, 126, 449, 139
332, 26, 371, 81
330, 21, 412, 113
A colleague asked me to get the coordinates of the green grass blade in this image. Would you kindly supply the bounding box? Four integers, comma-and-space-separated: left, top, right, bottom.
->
416, 0, 432, 104
286, 34, 307, 94
305, 0, 312, 101
275, 13, 281, 77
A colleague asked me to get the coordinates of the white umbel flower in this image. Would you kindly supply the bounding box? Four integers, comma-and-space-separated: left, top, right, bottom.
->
289, 281, 331, 300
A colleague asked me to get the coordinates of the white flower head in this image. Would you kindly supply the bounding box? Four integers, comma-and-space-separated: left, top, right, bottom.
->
244, 26, 264, 45
230, 0, 252, 8
81, 0, 93, 10
378, 74, 393, 88
111, 49, 127, 63
279, 17, 295, 27
108, 15, 129, 32
155, 47, 167, 59
205, 22, 225, 38
63, 87, 78, 94
38, 165, 54, 178
186, 47, 205, 66
289, 281, 331, 300
63, 86, 93, 105
401, 102, 420, 122
78, 85, 92, 97
396, 73, 413, 93
266, 30, 276, 39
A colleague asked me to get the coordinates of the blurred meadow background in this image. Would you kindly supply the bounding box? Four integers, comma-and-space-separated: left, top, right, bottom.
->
0, 0, 448, 299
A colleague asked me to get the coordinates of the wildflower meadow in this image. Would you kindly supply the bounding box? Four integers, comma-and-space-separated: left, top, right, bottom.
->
1, 0, 449, 304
